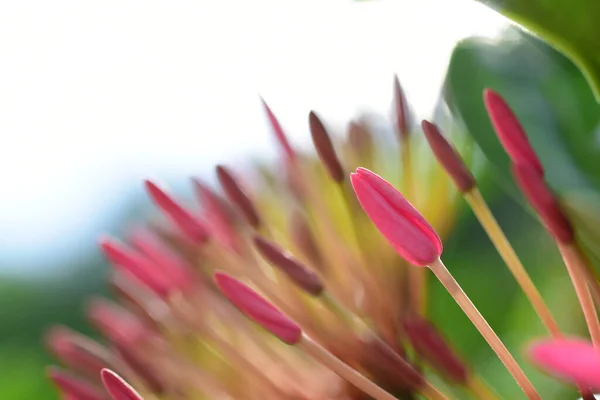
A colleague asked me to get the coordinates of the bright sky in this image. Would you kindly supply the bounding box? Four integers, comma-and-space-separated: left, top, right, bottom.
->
0, 0, 506, 274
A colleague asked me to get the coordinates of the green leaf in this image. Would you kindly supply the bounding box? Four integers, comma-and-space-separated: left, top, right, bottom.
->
445, 29, 600, 193
443, 27, 600, 262
474, 0, 600, 102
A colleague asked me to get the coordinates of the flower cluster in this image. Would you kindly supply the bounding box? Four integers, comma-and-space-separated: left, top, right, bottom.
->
46, 78, 600, 400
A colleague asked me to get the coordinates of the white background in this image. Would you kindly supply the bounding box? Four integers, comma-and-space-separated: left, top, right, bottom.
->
0, 0, 505, 274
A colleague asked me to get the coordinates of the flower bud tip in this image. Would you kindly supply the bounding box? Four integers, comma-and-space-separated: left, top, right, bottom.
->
213, 271, 302, 344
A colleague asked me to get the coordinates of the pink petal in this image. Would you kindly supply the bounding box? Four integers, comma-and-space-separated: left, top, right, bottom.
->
261, 98, 296, 162
213, 272, 302, 344
528, 338, 600, 390
101, 369, 144, 400
350, 167, 442, 266
145, 180, 209, 245
484, 89, 544, 176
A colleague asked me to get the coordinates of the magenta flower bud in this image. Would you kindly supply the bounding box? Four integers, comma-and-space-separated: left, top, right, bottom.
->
101, 369, 144, 400
100, 236, 172, 297
528, 338, 600, 391
350, 167, 442, 266
261, 98, 296, 162
47, 367, 106, 400
214, 272, 302, 345
484, 89, 544, 176
145, 180, 209, 245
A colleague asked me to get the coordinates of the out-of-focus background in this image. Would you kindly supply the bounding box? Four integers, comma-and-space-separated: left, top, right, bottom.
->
1, 0, 600, 398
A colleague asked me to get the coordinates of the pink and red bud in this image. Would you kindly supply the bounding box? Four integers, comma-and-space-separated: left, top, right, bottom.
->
483, 89, 544, 175
100, 237, 175, 297
47, 367, 107, 400
309, 111, 345, 183
421, 120, 476, 193
216, 165, 261, 228
144, 180, 209, 245
289, 212, 324, 272
46, 326, 111, 377
512, 164, 574, 243
113, 345, 164, 395
101, 369, 144, 400
87, 299, 151, 348
403, 315, 468, 384
361, 336, 423, 391
261, 98, 296, 162
253, 235, 324, 296
347, 121, 374, 164
193, 179, 240, 251
528, 338, 600, 391
393, 76, 410, 139
128, 228, 194, 293
213, 272, 302, 344
350, 167, 442, 266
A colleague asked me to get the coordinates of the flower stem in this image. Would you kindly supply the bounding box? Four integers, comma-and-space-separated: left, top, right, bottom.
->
557, 242, 600, 347
428, 258, 540, 400
464, 188, 562, 337
298, 334, 407, 400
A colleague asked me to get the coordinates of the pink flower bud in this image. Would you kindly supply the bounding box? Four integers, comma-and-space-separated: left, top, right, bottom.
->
144, 180, 209, 245
213, 272, 302, 344
528, 338, 600, 391
350, 167, 442, 266
100, 236, 172, 296
253, 235, 324, 296
483, 89, 544, 176
421, 120, 475, 193
47, 367, 106, 400
101, 369, 144, 400
261, 98, 295, 162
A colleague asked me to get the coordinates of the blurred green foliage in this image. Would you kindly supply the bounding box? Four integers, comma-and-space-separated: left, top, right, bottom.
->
444, 25, 600, 275
473, 0, 600, 102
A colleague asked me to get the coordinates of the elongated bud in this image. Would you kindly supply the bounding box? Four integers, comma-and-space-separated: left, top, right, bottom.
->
394, 75, 409, 138
261, 98, 296, 162
87, 299, 151, 347
216, 165, 261, 228
309, 111, 345, 183
114, 345, 164, 395
144, 180, 209, 245
362, 337, 423, 390
289, 212, 324, 272
253, 235, 324, 296
47, 367, 106, 400
512, 164, 573, 243
193, 179, 239, 251
483, 89, 544, 175
528, 339, 600, 391
403, 315, 468, 384
213, 272, 302, 344
347, 121, 374, 164
46, 326, 112, 376
128, 228, 194, 293
101, 369, 144, 400
100, 237, 172, 296
350, 167, 442, 265
421, 120, 475, 193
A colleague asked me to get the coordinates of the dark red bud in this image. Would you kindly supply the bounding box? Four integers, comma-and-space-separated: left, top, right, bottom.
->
309, 111, 345, 183
253, 235, 324, 296
216, 165, 261, 228
403, 315, 469, 384
422, 120, 476, 193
